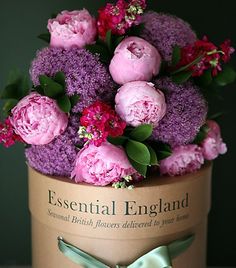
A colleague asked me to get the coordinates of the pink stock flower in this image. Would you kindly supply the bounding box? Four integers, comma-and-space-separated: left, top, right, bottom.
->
177, 36, 235, 77
220, 39, 235, 63
97, 0, 146, 39
48, 9, 97, 49
0, 118, 23, 148
80, 101, 126, 146
10, 93, 68, 145
201, 120, 227, 160
115, 81, 166, 127
109, 36, 162, 85
71, 142, 136, 186
160, 145, 204, 176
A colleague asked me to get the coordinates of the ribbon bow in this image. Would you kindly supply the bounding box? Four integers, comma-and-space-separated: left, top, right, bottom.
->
58, 235, 194, 268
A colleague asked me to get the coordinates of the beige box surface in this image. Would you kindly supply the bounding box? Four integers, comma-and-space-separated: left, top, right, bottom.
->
28, 163, 212, 268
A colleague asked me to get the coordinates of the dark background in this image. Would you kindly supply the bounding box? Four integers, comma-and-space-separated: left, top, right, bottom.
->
0, 0, 235, 266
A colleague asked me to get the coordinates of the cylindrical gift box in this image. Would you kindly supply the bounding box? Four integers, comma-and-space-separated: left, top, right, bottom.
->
28, 163, 212, 268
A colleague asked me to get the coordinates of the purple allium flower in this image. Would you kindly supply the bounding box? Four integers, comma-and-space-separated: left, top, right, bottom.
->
30, 47, 116, 113
141, 11, 197, 62
25, 115, 82, 177
152, 77, 208, 147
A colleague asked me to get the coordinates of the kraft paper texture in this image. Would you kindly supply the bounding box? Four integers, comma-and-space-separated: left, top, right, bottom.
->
28, 163, 212, 268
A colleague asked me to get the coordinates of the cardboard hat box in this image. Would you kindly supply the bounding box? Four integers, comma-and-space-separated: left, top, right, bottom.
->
28, 163, 212, 268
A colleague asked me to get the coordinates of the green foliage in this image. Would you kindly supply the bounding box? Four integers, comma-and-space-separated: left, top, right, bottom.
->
214, 65, 236, 86
0, 71, 30, 115
126, 140, 151, 165
171, 46, 181, 66
171, 71, 193, 84
129, 124, 153, 142
38, 32, 51, 43
36, 72, 80, 113
193, 124, 210, 144
107, 124, 167, 177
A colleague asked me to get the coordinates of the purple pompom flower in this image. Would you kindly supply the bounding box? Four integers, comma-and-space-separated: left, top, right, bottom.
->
141, 11, 197, 61
30, 47, 116, 113
25, 115, 82, 177
152, 77, 208, 147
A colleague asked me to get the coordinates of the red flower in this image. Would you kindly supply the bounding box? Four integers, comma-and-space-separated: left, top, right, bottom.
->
80, 101, 126, 146
220, 39, 235, 63
0, 118, 23, 148
97, 0, 146, 39
177, 36, 234, 77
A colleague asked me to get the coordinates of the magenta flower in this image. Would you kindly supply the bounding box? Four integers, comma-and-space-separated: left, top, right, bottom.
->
109, 36, 162, 85
115, 81, 166, 127
97, 0, 146, 39
48, 9, 97, 49
201, 120, 227, 160
71, 142, 136, 186
79, 101, 126, 147
10, 93, 68, 145
160, 145, 204, 176
0, 118, 23, 148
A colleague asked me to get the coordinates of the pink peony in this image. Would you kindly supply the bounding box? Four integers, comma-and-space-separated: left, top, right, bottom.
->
47, 9, 97, 49
115, 81, 166, 127
160, 145, 204, 176
10, 92, 68, 145
71, 142, 136, 186
201, 120, 227, 160
109, 36, 161, 85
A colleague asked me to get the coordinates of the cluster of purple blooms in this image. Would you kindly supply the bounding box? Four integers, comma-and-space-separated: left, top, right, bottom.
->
25, 11, 215, 179
0, 3, 227, 184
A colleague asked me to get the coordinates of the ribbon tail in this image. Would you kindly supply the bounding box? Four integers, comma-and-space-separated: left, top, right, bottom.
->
57, 237, 109, 268
168, 234, 195, 259
127, 246, 172, 268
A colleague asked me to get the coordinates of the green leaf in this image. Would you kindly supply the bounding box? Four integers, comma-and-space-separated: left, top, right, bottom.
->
86, 44, 111, 64
3, 99, 18, 114
214, 65, 236, 86
125, 140, 150, 165
34, 85, 44, 95
113, 35, 125, 48
127, 23, 145, 36
172, 46, 181, 66
193, 124, 210, 144
146, 145, 158, 166
56, 95, 71, 113
39, 75, 64, 98
38, 32, 51, 43
171, 54, 203, 75
129, 124, 153, 142
54, 72, 66, 87
105, 30, 112, 51
128, 158, 147, 177
107, 136, 128, 145
1, 74, 29, 100
172, 71, 193, 84
70, 95, 80, 108
1, 84, 18, 99
196, 69, 212, 86
157, 151, 172, 160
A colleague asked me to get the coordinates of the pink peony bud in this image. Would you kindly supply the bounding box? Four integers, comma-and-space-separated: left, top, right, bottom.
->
160, 145, 204, 176
48, 9, 97, 49
201, 120, 227, 160
71, 142, 136, 186
10, 93, 68, 145
109, 36, 162, 85
115, 81, 166, 127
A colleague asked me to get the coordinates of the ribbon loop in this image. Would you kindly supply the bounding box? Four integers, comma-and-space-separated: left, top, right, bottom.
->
58, 234, 194, 268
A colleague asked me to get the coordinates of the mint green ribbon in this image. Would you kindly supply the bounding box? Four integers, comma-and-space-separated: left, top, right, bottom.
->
58, 235, 194, 268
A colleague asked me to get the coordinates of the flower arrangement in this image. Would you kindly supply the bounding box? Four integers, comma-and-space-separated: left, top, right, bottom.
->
0, 0, 234, 188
